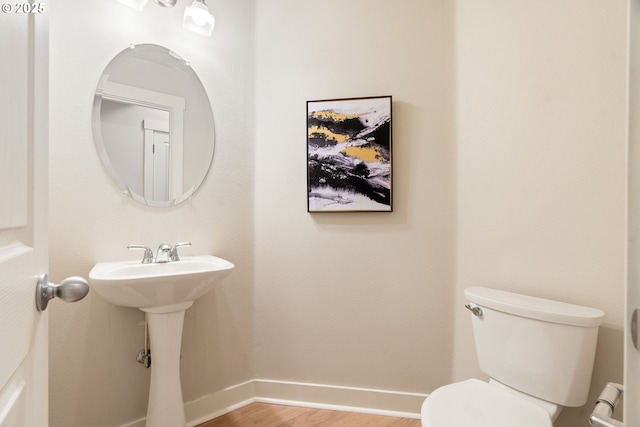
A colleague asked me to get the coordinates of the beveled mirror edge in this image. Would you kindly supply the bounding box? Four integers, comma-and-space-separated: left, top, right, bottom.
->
91, 43, 216, 208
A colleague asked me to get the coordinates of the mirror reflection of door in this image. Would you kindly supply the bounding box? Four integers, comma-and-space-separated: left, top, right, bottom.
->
97, 80, 185, 204
144, 119, 170, 201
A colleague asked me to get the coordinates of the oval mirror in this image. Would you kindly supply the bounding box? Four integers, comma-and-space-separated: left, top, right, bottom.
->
92, 44, 215, 207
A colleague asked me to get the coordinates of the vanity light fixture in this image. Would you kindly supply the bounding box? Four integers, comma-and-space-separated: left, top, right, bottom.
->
114, 0, 215, 37
183, 0, 215, 37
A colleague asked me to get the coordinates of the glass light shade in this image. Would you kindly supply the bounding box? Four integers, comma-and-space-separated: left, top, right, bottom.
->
115, 0, 149, 11
183, 0, 215, 36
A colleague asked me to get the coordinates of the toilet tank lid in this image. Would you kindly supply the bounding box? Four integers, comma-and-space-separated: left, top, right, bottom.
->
465, 287, 605, 327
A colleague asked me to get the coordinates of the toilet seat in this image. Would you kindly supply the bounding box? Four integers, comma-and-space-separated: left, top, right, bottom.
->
421, 379, 553, 427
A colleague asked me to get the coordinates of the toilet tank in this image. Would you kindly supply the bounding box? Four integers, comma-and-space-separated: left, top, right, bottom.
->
464, 287, 604, 407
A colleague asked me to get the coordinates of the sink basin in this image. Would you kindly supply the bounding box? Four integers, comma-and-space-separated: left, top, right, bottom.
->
89, 255, 234, 313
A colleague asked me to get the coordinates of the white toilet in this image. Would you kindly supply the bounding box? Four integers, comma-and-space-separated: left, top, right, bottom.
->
421, 286, 605, 427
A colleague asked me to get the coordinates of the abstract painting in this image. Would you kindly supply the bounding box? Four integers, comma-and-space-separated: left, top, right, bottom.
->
307, 96, 392, 212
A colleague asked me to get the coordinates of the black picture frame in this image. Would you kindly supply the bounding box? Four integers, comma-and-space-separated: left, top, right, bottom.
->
307, 96, 392, 212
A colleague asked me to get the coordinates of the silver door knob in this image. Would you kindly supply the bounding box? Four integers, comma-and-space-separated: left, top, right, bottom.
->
36, 274, 90, 312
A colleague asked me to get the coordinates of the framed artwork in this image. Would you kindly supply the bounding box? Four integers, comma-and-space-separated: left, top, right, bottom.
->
307, 96, 392, 212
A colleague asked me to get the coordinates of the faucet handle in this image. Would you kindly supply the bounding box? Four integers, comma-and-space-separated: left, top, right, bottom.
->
170, 242, 191, 262
127, 245, 154, 264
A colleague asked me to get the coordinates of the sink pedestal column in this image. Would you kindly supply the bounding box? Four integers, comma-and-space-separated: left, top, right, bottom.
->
145, 308, 189, 427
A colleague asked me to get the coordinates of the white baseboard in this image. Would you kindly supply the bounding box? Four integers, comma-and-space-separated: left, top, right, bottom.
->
186, 380, 256, 426
119, 416, 145, 427
184, 379, 426, 426
120, 381, 257, 427
120, 379, 426, 427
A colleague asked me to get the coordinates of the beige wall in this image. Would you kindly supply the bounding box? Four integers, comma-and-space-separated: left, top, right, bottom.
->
48, 1, 256, 426
253, 0, 456, 393
453, 1, 627, 426
48, 0, 627, 426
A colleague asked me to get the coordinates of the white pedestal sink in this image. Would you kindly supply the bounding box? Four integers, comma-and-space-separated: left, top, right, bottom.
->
89, 256, 234, 427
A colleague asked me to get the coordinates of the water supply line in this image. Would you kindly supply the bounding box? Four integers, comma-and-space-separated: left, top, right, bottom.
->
136, 313, 152, 368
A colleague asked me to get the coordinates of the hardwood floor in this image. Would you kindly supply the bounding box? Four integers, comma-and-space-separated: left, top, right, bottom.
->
196, 403, 422, 427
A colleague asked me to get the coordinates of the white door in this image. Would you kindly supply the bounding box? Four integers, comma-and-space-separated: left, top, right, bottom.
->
0, 3, 49, 426
152, 132, 171, 201
144, 119, 171, 202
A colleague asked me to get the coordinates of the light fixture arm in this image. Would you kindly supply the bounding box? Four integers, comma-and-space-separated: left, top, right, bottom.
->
154, 0, 177, 7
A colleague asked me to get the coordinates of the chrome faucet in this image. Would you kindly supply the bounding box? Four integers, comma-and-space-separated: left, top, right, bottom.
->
155, 243, 172, 263
128, 242, 192, 263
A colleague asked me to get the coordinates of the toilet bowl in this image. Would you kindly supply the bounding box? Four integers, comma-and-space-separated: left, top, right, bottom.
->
421, 287, 604, 427
421, 379, 552, 427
